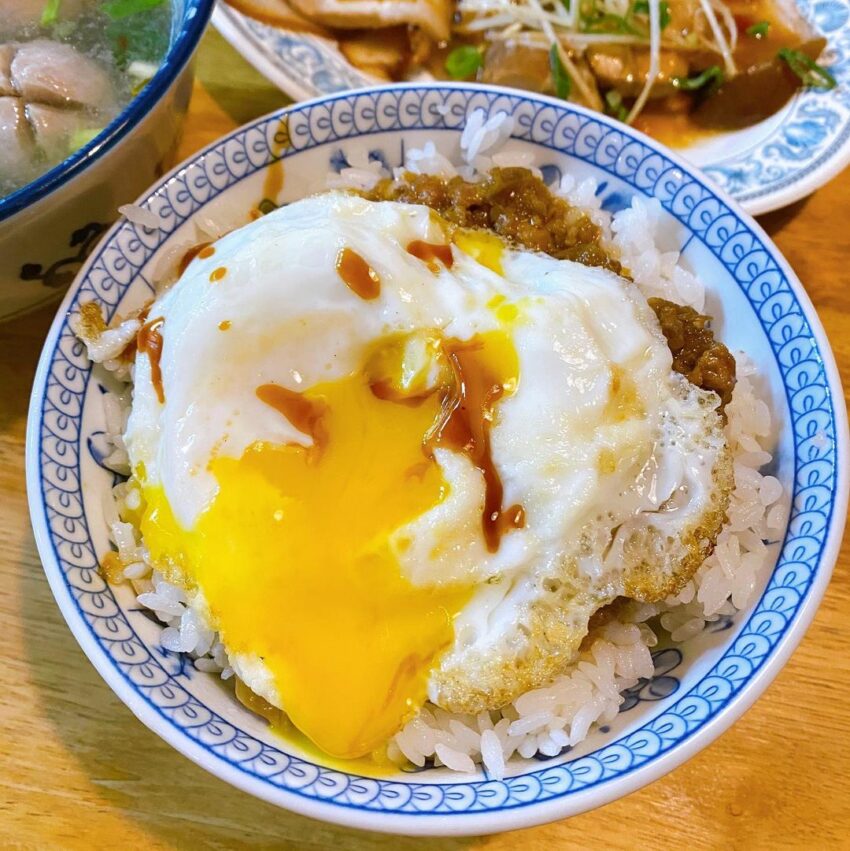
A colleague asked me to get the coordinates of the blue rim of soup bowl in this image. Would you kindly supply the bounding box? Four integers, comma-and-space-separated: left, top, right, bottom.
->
0, 0, 215, 224
26, 83, 850, 835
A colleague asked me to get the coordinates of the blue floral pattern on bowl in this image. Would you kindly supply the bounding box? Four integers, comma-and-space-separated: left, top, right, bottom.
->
27, 85, 847, 835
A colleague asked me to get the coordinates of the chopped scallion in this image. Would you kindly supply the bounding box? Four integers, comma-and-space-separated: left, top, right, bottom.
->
746, 21, 770, 37
444, 45, 483, 80
778, 48, 837, 90
632, 0, 671, 30
549, 44, 572, 100
69, 128, 102, 152
604, 90, 629, 121
581, 12, 642, 35
102, 0, 164, 21
40, 0, 61, 27
673, 65, 724, 91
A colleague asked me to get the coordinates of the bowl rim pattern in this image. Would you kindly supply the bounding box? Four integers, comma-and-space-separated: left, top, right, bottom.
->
26, 83, 849, 836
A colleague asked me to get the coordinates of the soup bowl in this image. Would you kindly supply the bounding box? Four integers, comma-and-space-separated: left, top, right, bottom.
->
27, 83, 848, 835
0, 0, 214, 321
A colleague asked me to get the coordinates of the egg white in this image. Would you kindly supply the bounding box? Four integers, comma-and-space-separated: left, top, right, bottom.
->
126, 191, 729, 722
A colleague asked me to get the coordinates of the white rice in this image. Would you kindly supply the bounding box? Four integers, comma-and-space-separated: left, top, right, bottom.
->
118, 203, 164, 231
80, 109, 786, 780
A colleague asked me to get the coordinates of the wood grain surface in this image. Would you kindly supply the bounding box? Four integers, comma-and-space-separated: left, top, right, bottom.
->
1, 27, 848, 850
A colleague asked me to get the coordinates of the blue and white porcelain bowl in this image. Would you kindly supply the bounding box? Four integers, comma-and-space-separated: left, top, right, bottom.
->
0, 0, 214, 322
26, 84, 849, 836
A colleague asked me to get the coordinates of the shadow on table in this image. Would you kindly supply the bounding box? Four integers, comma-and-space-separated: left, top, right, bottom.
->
18, 542, 482, 849
756, 195, 810, 238
195, 27, 291, 125
0, 301, 56, 433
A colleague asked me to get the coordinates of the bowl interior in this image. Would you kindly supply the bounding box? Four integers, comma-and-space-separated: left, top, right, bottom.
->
29, 85, 846, 834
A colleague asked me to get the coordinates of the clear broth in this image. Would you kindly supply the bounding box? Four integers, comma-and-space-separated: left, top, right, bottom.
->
0, 0, 172, 197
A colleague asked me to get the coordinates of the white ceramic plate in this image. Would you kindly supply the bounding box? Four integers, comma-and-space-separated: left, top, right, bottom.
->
27, 84, 848, 835
212, 0, 850, 215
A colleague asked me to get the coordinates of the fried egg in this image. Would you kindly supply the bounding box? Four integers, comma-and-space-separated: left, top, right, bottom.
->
124, 192, 731, 760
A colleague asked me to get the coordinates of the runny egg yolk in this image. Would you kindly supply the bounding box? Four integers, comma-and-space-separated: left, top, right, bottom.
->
138, 331, 520, 760
454, 230, 504, 275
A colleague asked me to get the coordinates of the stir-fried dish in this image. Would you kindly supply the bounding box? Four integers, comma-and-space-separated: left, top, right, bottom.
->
230, 0, 835, 144
0, 0, 172, 198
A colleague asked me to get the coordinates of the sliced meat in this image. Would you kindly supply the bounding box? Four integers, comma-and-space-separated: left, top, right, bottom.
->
0, 96, 35, 177
692, 37, 827, 130
223, 0, 333, 36
483, 37, 602, 110
482, 39, 552, 93
338, 27, 412, 81
286, 0, 451, 41
10, 40, 113, 110
587, 45, 693, 99
665, 0, 702, 35
26, 102, 82, 156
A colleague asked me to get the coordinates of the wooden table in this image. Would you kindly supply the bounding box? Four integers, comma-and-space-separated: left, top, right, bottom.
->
2, 28, 848, 849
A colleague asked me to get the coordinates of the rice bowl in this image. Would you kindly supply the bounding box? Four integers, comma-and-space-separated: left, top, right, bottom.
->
27, 84, 848, 835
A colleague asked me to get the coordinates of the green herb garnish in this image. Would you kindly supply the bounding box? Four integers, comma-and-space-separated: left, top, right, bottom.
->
40, 0, 61, 26
632, 0, 671, 30
582, 1, 668, 35
778, 47, 837, 90
69, 128, 102, 152
549, 44, 571, 99
131, 76, 151, 95
673, 65, 724, 91
103, 0, 164, 20
445, 45, 483, 80
604, 89, 629, 121
746, 21, 770, 37
581, 11, 642, 35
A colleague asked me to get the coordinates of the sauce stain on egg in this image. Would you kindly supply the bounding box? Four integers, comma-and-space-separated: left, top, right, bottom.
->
261, 116, 290, 209
365, 331, 526, 552
256, 383, 328, 455
406, 240, 454, 272
336, 248, 381, 300
137, 317, 166, 404
426, 337, 525, 552
178, 241, 213, 276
